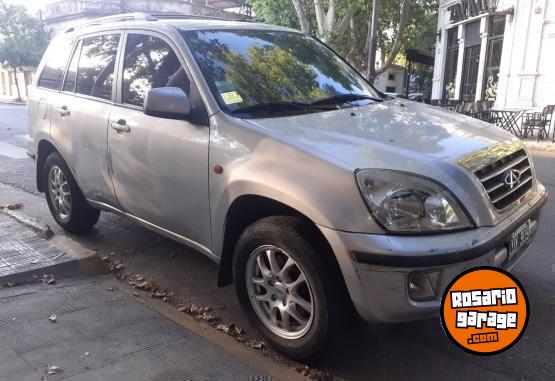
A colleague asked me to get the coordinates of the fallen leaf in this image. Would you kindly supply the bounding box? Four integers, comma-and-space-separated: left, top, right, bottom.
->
132, 291, 140, 297
6, 203, 23, 210
45, 365, 61, 375
41, 274, 56, 285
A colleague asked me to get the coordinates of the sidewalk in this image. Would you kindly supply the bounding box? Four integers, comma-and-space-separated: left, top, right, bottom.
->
0, 217, 276, 381
0, 276, 272, 381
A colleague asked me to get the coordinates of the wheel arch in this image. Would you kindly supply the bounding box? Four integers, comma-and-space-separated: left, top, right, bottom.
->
217, 195, 349, 299
36, 139, 59, 192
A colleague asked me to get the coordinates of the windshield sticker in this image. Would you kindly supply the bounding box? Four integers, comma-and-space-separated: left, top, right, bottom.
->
221, 91, 243, 105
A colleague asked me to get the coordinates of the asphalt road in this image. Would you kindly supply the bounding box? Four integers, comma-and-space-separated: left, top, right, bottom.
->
1, 103, 554, 380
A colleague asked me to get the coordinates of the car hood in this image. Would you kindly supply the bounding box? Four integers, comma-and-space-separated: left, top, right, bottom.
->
243, 100, 515, 170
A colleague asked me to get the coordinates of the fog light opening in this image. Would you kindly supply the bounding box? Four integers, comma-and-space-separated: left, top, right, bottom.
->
408, 273, 436, 301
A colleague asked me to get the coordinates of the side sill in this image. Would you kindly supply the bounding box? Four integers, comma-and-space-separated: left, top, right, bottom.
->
87, 200, 218, 263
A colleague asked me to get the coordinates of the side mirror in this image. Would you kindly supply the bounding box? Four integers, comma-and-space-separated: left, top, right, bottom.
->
144, 87, 191, 120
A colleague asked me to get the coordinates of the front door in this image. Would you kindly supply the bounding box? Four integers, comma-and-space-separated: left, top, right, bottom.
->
108, 32, 212, 252
50, 33, 120, 206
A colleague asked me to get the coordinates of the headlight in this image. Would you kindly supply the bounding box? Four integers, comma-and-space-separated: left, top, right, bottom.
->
356, 169, 472, 233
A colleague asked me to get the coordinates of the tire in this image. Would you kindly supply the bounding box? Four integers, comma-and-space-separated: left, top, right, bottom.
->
43, 151, 100, 233
233, 215, 345, 359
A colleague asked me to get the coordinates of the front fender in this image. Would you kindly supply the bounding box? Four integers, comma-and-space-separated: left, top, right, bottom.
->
208, 113, 384, 259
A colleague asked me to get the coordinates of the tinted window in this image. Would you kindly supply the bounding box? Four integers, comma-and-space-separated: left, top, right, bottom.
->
38, 37, 75, 90
76, 34, 120, 100
63, 40, 81, 92
122, 34, 190, 107
181, 29, 380, 117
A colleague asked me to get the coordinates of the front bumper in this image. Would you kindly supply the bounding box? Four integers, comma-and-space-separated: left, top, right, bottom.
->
319, 184, 547, 323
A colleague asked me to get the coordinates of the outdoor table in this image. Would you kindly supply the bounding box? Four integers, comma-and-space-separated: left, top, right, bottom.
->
489, 109, 528, 137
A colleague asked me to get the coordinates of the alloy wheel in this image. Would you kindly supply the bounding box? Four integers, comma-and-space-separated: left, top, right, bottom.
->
48, 165, 71, 220
246, 245, 314, 339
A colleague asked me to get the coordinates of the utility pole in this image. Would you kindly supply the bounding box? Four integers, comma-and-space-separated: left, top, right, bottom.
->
367, 0, 380, 82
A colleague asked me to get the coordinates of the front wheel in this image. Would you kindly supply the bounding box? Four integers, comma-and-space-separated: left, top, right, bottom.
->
43, 152, 100, 233
233, 216, 343, 359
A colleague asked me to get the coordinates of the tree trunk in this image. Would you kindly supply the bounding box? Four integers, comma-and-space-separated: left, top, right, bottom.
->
366, 0, 380, 82
313, 0, 327, 36
12, 67, 22, 102
373, 0, 411, 79
292, 0, 311, 33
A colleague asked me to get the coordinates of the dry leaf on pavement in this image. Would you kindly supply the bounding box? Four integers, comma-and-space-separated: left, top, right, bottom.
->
45, 365, 61, 375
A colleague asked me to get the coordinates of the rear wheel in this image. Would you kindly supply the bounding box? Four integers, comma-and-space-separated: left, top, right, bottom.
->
233, 216, 344, 359
43, 152, 100, 233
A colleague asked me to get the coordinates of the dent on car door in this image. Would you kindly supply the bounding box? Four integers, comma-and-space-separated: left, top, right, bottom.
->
108, 32, 212, 252
50, 33, 120, 206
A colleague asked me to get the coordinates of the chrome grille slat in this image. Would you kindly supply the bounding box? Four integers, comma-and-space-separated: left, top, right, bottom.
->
478, 155, 527, 182
473, 148, 534, 211
491, 177, 533, 204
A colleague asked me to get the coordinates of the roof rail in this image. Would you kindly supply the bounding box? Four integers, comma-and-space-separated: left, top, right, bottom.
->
148, 12, 230, 21
64, 12, 154, 33
64, 11, 248, 33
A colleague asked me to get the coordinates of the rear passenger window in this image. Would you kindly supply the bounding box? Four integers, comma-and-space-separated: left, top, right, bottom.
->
38, 37, 75, 90
122, 34, 190, 107
76, 34, 120, 100
63, 40, 81, 92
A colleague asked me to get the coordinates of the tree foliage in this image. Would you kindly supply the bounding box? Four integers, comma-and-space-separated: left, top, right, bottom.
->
0, 3, 50, 99
0, 3, 50, 68
248, 0, 438, 79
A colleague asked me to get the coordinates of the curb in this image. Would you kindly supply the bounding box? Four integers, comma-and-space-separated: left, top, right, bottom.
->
1, 209, 54, 239
0, 256, 107, 286
0, 100, 26, 106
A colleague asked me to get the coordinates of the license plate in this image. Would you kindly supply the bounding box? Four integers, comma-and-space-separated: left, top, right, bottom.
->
508, 220, 531, 258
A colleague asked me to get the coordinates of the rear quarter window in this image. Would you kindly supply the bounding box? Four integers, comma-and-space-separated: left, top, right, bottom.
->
38, 37, 75, 90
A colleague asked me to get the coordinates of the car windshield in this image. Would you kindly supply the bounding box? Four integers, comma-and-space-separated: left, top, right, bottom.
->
180, 29, 382, 118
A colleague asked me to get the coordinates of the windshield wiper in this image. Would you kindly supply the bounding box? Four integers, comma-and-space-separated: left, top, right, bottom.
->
230, 101, 332, 115
310, 94, 382, 106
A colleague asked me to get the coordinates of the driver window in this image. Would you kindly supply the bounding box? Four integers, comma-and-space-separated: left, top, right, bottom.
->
123, 34, 191, 107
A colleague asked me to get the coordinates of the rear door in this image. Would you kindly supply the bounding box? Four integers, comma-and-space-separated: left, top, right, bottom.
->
51, 32, 121, 206
27, 36, 75, 160
108, 31, 212, 252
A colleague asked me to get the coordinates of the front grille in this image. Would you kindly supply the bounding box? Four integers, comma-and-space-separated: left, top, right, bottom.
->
474, 149, 533, 211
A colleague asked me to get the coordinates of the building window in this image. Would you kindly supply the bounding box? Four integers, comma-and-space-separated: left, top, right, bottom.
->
461, 21, 481, 102
388, 73, 396, 81
443, 28, 459, 100
483, 16, 506, 102
386, 86, 396, 93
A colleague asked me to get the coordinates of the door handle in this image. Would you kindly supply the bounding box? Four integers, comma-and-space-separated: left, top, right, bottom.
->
56, 105, 70, 117
110, 119, 130, 133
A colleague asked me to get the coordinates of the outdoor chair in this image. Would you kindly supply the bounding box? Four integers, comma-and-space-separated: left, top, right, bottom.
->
462, 102, 473, 116
454, 101, 465, 114
522, 105, 555, 141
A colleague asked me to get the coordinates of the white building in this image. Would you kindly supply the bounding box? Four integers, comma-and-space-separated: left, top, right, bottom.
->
432, 0, 555, 109
373, 64, 406, 95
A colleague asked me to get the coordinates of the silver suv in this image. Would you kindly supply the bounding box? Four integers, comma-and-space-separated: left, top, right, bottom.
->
27, 13, 547, 359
